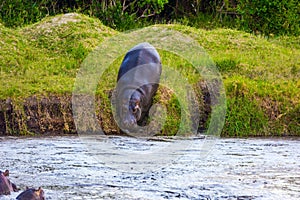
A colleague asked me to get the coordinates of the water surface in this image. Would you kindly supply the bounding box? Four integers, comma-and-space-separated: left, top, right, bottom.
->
0, 136, 299, 199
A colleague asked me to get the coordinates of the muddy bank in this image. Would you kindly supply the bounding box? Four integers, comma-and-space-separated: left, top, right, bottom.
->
0, 84, 298, 137
0, 95, 119, 135
0, 90, 210, 136
0, 96, 76, 135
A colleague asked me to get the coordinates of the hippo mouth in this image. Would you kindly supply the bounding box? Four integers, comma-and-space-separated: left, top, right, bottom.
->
119, 103, 142, 134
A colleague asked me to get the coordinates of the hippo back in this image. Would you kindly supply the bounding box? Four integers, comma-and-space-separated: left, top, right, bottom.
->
117, 42, 161, 82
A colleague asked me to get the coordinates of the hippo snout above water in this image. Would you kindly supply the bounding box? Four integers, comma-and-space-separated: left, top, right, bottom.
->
16, 187, 45, 200
115, 42, 162, 133
0, 169, 18, 195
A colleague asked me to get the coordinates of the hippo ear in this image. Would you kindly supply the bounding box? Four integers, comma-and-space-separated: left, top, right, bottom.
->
4, 170, 9, 176
37, 187, 45, 199
35, 187, 42, 195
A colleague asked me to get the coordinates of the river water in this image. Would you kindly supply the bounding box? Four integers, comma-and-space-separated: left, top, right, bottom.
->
0, 135, 299, 200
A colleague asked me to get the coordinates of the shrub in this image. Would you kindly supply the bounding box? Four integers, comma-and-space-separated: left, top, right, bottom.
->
237, 0, 300, 36
0, 0, 169, 30
0, 0, 45, 27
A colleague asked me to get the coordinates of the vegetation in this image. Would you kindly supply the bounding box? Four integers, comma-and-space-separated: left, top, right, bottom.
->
0, 13, 116, 99
0, 13, 299, 137
0, 1, 299, 36
167, 25, 299, 136
237, 0, 300, 36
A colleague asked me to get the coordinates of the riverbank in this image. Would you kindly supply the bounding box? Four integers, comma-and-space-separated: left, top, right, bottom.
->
0, 13, 299, 137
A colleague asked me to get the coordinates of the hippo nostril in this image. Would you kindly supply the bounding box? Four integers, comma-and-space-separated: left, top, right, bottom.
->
123, 120, 129, 127
123, 117, 137, 128
130, 119, 136, 125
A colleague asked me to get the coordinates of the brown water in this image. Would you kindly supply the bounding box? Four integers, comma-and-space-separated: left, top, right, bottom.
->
0, 135, 299, 200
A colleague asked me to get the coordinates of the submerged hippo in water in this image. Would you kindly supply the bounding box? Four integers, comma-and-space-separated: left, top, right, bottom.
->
116, 42, 162, 133
0, 170, 18, 195
16, 187, 45, 200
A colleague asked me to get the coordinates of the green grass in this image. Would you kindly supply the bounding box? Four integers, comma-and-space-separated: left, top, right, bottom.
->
0, 13, 117, 99
157, 25, 299, 136
0, 13, 299, 136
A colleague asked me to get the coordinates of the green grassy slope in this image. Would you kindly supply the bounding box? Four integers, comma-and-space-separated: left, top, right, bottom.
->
0, 13, 117, 99
166, 25, 299, 136
0, 14, 299, 136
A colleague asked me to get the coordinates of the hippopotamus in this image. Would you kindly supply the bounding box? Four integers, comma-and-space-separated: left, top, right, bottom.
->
0, 170, 18, 195
115, 42, 162, 133
16, 187, 45, 200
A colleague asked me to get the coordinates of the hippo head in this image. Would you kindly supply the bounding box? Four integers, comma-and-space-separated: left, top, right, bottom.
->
0, 169, 17, 195
118, 90, 142, 131
129, 91, 142, 121
16, 187, 45, 200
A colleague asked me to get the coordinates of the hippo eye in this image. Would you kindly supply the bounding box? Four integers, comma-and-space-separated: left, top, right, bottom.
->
132, 107, 138, 114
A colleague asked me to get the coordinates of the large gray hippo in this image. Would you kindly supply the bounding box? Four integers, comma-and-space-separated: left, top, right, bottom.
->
0, 170, 17, 195
16, 187, 45, 200
116, 42, 162, 133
